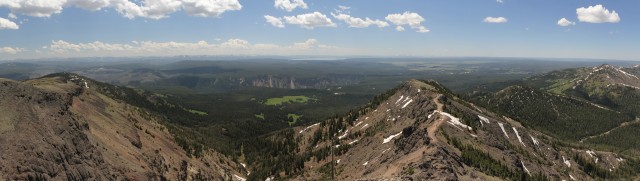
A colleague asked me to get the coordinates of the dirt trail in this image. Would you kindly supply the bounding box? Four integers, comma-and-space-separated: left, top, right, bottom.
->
427, 95, 446, 144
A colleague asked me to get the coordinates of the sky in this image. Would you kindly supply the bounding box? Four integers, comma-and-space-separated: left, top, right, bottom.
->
0, 0, 638, 61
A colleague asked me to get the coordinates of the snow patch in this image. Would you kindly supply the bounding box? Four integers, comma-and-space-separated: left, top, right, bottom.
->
338, 130, 349, 140
418, 89, 421, 92
498, 122, 509, 138
382, 148, 391, 154
395, 95, 404, 104
383, 132, 403, 144
478, 115, 490, 125
234, 174, 246, 181
512, 127, 526, 147
437, 111, 472, 131
427, 111, 436, 119
530, 136, 539, 146
265, 176, 275, 181
563, 156, 571, 168
569, 174, 576, 180
360, 124, 369, 130
586, 150, 596, 158
470, 134, 478, 138
348, 139, 359, 145
617, 157, 624, 162
298, 123, 319, 134
521, 160, 531, 176
401, 99, 413, 109
337, 159, 340, 164
363, 161, 368, 166
83, 81, 89, 88
355, 121, 363, 127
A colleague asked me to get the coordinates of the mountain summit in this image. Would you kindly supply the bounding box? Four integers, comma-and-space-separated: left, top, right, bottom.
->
0, 73, 240, 180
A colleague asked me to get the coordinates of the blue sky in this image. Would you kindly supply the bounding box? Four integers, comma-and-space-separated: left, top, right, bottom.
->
0, 0, 638, 60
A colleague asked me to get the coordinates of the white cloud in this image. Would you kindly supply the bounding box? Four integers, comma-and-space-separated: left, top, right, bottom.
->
8, 13, 17, 19
331, 13, 388, 28
1, 47, 25, 54
68, 0, 110, 11
576, 4, 620, 23
0, 0, 242, 20
283, 12, 336, 29
274, 0, 307, 12
264, 15, 285, 28
483, 16, 508, 23
496, 0, 504, 3
385, 12, 429, 33
38, 38, 343, 58
416, 26, 429, 33
557, 18, 575, 26
0, 0, 67, 18
220, 39, 251, 49
0, 17, 19, 30
181, 0, 242, 17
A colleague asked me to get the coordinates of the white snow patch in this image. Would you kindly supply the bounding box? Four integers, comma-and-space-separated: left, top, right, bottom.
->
521, 160, 531, 176
512, 127, 526, 147
437, 111, 472, 131
299, 123, 319, 134
427, 111, 436, 119
365, 117, 369, 120
563, 156, 571, 168
386, 109, 390, 112
83, 81, 89, 88
383, 132, 403, 144
470, 134, 478, 138
418, 89, 421, 92
335, 144, 340, 148
355, 121, 363, 127
586, 150, 596, 158
401, 99, 413, 109
569, 174, 576, 180
382, 148, 391, 154
478, 115, 490, 125
336, 159, 340, 164
363, 161, 368, 166
265, 176, 275, 181
348, 139, 359, 145
395, 95, 404, 104
530, 136, 539, 146
498, 122, 509, 138
338, 130, 349, 140
617, 157, 624, 162
360, 124, 369, 130
234, 174, 246, 181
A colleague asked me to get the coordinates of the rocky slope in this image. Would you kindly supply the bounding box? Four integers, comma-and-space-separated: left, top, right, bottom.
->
0, 74, 244, 180
285, 80, 635, 180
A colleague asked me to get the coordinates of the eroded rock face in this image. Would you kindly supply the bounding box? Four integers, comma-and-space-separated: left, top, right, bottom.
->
0, 76, 239, 180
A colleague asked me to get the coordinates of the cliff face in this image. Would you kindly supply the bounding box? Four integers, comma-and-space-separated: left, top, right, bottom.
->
0, 75, 240, 180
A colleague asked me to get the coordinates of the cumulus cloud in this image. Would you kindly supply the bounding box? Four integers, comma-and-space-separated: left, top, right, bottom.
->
274, 0, 307, 12
283, 12, 336, 29
576, 4, 620, 23
264, 15, 285, 28
1, 47, 25, 54
385, 12, 429, 33
331, 13, 388, 28
0, 0, 66, 18
0, 0, 242, 20
0, 17, 19, 30
483, 16, 508, 23
557, 18, 575, 26
181, 0, 242, 18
